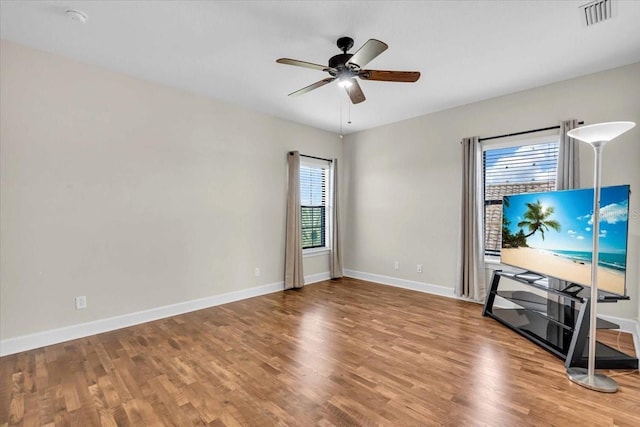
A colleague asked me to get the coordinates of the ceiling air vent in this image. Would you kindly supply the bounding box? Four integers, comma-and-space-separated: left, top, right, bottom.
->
580, 0, 613, 26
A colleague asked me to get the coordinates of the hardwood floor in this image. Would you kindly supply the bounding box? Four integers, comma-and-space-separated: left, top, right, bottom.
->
1, 277, 638, 426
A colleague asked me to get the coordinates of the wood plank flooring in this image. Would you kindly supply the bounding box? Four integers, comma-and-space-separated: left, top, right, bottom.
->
1, 277, 639, 426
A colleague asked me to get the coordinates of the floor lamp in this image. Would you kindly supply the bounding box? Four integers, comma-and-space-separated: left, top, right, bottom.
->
565, 121, 636, 393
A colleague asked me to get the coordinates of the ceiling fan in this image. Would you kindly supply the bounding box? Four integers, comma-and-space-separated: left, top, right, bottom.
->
276, 36, 420, 104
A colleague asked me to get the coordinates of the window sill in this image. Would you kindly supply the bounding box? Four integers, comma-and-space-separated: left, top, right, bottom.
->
484, 257, 519, 273
303, 247, 331, 258
484, 257, 501, 269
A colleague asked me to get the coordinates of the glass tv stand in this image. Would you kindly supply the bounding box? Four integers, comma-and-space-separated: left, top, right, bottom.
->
483, 270, 638, 369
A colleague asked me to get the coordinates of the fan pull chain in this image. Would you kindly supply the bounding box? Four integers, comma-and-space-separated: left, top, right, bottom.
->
339, 95, 343, 138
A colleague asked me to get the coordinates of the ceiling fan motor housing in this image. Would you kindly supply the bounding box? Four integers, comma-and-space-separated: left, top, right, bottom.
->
330, 37, 359, 76
336, 36, 354, 53
328, 53, 354, 71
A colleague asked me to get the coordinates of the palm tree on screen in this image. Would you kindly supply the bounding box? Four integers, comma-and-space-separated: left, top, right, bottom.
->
517, 200, 561, 240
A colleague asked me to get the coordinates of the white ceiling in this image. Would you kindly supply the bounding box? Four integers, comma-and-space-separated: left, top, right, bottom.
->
2, 1, 640, 135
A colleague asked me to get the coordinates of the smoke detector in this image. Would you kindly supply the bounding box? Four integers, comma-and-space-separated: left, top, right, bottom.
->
65, 9, 88, 24
580, 0, 613, 26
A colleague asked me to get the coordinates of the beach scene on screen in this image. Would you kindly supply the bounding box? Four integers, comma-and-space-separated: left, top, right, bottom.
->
501, 185, 630, 296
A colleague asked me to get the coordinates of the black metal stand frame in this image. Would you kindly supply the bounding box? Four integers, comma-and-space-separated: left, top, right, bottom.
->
483, 270, 638, 369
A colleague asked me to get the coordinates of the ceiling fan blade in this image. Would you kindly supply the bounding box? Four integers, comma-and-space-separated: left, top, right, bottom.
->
359, 70, 421, 82
346, 39, 388, 68
288, 77, 336, 96
345, 79, 365, 104
276, 58, 335, 73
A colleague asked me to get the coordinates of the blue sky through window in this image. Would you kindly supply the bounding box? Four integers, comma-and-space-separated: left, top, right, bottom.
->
484, 142, 558, 185
300, 166, 325, 206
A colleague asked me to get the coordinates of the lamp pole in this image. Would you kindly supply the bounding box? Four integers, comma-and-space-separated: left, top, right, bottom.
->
588, 141, 603, 381
566, 121, 635, 393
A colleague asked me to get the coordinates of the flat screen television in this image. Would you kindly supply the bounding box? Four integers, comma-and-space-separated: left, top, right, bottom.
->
501, 184, 630, 297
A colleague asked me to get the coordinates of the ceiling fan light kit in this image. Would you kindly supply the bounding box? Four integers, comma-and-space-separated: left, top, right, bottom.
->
276, 36, 420, 104
337, 78, 353, 88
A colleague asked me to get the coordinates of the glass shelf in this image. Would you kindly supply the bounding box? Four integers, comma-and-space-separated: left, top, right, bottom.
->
483, 270, 638, 370
491, 308, 573, 356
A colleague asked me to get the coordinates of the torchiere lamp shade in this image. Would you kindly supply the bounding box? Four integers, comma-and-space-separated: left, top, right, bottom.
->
567, 121, 635, 143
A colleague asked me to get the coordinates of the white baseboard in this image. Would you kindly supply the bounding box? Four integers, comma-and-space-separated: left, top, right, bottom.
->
0, 281, 283, 357
598, 314, 640, 358
305, 271, 332, 284
0, 272, 322, 356
598, 314, 639, 335
344, 269, 639, 358
1, 271, 331, 357
344, 269, 457, 299
4, 270, 637, 362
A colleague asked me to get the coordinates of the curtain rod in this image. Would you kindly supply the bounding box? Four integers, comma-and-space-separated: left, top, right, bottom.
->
478, 121, 584, 142
290, 152, 333, 163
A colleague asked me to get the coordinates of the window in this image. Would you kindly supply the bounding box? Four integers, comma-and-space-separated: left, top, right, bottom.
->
300, 159, 330, 250
483, 136, 559, 257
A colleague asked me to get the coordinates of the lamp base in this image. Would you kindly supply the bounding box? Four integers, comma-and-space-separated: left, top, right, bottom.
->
566, 367, 618, 393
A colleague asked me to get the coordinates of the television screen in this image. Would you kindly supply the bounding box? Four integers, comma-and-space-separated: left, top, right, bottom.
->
501, 185, 630, 296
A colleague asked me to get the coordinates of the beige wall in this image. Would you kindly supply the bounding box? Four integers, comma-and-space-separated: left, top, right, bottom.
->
2, 39, 639, 346
343, 62, 640, 319
0, 40, 341, 340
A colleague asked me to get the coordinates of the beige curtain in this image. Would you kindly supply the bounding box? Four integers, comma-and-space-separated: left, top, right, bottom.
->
456, 137, 486, 301
557, 119, 580, 190
284, 151, 304, 289
330, 158, 343, 278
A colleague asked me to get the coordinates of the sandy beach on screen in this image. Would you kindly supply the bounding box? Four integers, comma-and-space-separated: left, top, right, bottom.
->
501, 247, 625, 295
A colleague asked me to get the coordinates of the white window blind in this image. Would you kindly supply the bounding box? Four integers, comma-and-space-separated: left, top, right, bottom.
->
300, 163, 328, 249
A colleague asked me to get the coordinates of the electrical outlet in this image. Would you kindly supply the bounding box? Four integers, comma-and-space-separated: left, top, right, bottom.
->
75, 296, 87, 310
254, 267, 260, 277
394, 261, 399, 270
417, 264, 423, 273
